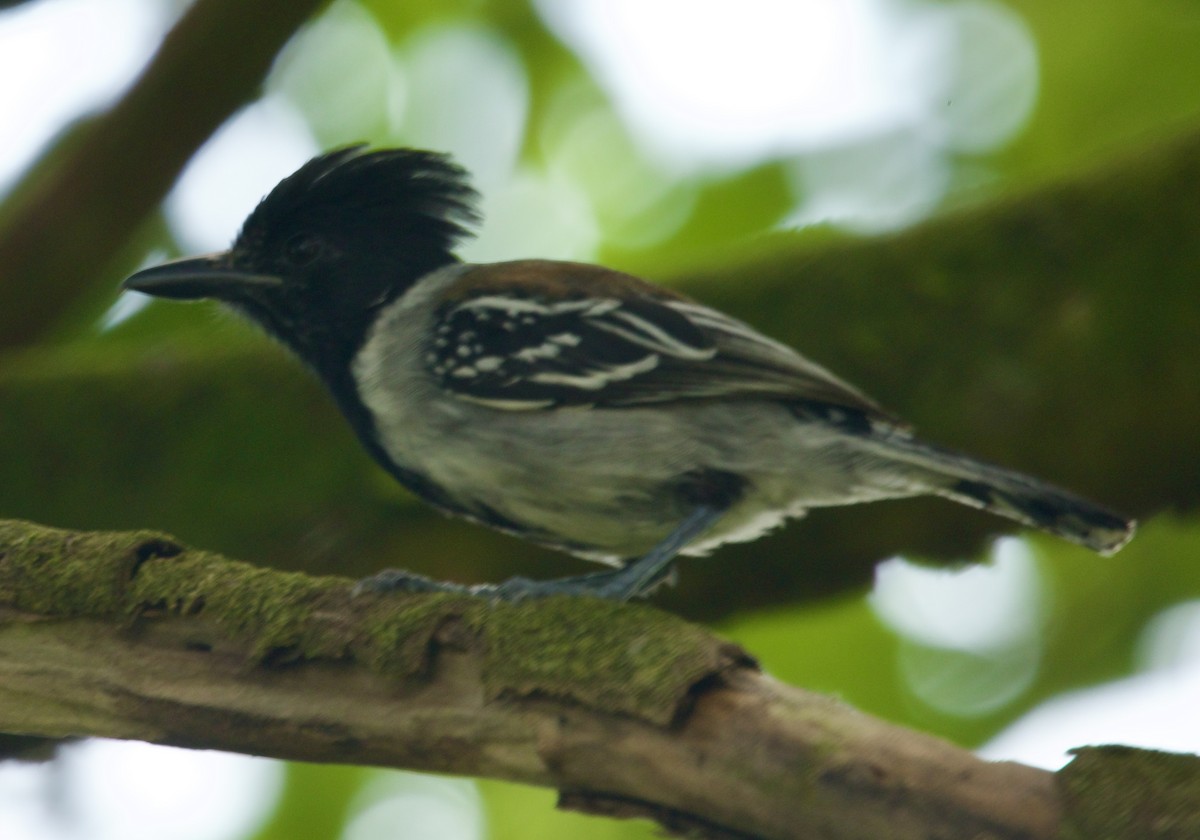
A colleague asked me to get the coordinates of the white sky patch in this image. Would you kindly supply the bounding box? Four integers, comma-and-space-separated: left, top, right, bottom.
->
458, 166, 598, 263
98, 291, 151, 332
0, 741, 282, 840
925, 1, 1039, 154
96, 249, 167, 331
982, 601, 1200, 769
0, 0, 169, 194
871, 539, 1045, 717
344, 772, 484, 840
535, 0, 931, 169
164, 97, 320, 254
268, 0, 403, 148
871, 538, 1042, 654
396, 24, 528, 194
784, 127, 951, 233
544, 103, 698, 251
536, 0, 1038, 232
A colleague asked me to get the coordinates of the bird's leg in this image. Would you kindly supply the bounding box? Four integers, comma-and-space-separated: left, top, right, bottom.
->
353, 504, 724, 602
557, 504, 722, 601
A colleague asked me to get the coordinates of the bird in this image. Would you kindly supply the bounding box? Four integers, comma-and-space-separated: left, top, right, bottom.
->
122, 145, 1135, 601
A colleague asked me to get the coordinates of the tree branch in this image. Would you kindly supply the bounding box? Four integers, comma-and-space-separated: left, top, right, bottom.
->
0, 518, 1072, 840
0, 0, 329, 349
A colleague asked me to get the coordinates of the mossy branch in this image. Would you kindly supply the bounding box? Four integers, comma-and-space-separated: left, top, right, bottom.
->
4, 519, 1195, 838
0, 517, 1059, 839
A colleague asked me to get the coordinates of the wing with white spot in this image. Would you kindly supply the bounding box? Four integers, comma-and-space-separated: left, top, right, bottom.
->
425, 274, 892, 422
425, 293, 716, 409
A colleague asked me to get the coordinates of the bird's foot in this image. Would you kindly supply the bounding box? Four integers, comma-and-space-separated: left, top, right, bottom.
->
351, 564, 678, 603
352, 505, 720, 602
473, 564, 678, 602
352, 569, 472, 596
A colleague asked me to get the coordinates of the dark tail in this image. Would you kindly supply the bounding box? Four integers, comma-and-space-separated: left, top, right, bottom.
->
865, 435, 1136, 555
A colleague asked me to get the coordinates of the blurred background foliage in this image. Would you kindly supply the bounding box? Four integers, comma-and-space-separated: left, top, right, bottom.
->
0, 0, 1198, 838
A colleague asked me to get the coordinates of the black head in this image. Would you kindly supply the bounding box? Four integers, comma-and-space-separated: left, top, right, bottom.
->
123, 146, 479, 372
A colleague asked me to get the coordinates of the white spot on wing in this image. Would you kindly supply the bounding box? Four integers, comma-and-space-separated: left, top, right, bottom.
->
585, 299, 620, 315
457, 296, 616, 317
528, 353, 659, 389
457, 295, 549, 315
514, 342, 563, 362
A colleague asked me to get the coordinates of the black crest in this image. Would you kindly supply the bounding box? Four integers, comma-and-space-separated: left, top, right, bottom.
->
234, 145, 480, 264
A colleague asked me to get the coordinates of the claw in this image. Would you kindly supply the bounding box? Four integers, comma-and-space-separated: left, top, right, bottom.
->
351, 503, 717, 603
351, 569, 471, 596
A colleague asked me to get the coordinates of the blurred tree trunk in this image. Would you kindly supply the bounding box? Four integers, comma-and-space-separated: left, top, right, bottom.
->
0, 0, 329, 348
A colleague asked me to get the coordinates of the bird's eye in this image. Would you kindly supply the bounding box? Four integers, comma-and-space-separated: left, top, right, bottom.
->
284, 233, 322, 267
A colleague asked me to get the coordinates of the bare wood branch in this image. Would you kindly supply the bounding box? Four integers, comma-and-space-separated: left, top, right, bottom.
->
0, 518, 1062, 839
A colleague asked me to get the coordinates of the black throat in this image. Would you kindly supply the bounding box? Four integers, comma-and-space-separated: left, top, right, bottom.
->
224, 146, 485, 517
